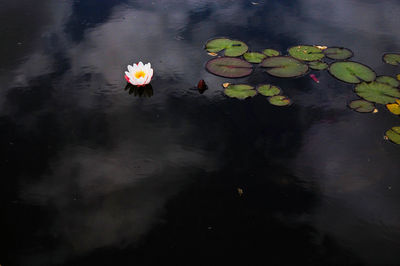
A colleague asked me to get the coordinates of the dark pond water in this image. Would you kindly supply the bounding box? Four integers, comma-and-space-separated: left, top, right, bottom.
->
2, 0, 400, 265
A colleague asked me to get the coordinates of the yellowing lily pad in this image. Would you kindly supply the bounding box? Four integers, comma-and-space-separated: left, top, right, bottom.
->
397, 74, 400, 81
329, 61, 376, 83
348, 99, 375, 113
385, 126, 400, 144
376, 76, 399, 87
257, 84, 281, 96
308, 61, 328, 70
206, 57, 253, 78
261, 56, 308, 78
324, 47, 353, 60
268, 95, 291, 106
263, 49, 280, 57
205, 38, 248, 57
288, 45, 325, 61
224, 84, 257, 99
386, 99, 400, 115
355, 81, 400, 104
243, 52, 266, 63
383, 53, 400, 66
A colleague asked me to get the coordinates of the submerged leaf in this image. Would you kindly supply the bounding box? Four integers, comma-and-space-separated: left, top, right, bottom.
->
308, 61, 328, 70
206, 57, 253, 78
257, 84, 281, 97
263, 49, 280, 57
205, 38, 248, 57
329, 61, 376, 83
385, 126, 400, 144
288, 45, 325, 61
324, 47, 353, 60
268, 95, 291, 106
261, 56, 308, 78
224, 84, 257, 99
376, 76, 399, 87
383, 53, 400, 66
348, 100, 375, 113
355, 81, 400, 104
243, 52, 266, 63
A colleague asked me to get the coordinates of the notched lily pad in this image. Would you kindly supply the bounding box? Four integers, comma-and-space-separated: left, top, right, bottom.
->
224, 84, 257, 99
269, 95, 291, 106
355, 81, 400, 104
257, 84, 281, 97
205, 38, 248, 57
383, 53, 400, 66
348, 99, 375, 113
376, 75, 399, 87
288, 45, 325, 61
263, 49, 280, 57
308, 61, 328, 70
329, 61, 376, 83
385, 126, 400, 144
206, 57, 253, 78
261, 56, 308, 78
324, 47, 353, 60
243, 52, 266, 63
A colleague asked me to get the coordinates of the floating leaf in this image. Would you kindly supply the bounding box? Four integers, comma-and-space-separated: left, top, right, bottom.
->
261, 56, 308, 78
269, 95, 291, 106
314, 45, 328, 50
397, 74, 400, 81
263, 49, 280, 57
206, 57, 253, 78
224, 84, 257, 99
386, 99, 400, 115
324, 47, 353, 60
205, 38, 248, 57
383, 53, 400, 66
222, 82, 230, 88
355, 81, 400, 104
207, 52, 218, 56
385, 126, 400, 144
308, 61, 328, 70
288, 45, 325, 61
257, 84, 281, 96
376, 76, 399, 87
329, 61, 376, 83
243, 52, 266, 63
348, 99, 375, 113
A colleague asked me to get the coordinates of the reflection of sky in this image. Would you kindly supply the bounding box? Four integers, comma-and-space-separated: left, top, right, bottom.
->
1, 0, 400, 265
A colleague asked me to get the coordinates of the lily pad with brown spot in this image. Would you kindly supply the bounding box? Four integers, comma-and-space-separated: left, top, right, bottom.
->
261, 56, 308, 78
348, 99, 375, 113
329, 61, 376, 84
206, 57, 253, 78
324, 47, 353, 60
268, 95, 291, 106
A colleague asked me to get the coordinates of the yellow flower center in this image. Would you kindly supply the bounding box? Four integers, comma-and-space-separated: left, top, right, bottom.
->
135, 70, 146, 79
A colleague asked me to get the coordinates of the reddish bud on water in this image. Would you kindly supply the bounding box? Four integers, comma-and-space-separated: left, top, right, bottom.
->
197, 79, 208, 94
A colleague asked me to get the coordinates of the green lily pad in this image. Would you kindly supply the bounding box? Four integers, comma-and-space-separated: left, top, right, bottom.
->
383, 53, 400, 66
243, 52, 266, 63
263, 49, 280, 57
329, 61, 376, 83
348, 99, 375, 113
324, 47, 353, 60
385, 126, 400, 144
268, 95, 291, 106
261, 56, 309, 78
224, 84, 257, 99
376, 75, 400, 87
355, 81, 400, 104
205, 38, 248, 57
308, 61, 328, 70
206, 57, 253, 78
288, 45, 325, 61
257, 84, 281, 97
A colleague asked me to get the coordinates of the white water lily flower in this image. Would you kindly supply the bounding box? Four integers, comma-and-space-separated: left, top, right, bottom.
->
124, 62, 153, 86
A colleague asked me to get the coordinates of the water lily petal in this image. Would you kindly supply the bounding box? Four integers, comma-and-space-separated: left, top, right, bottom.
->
128, 65, 134, 73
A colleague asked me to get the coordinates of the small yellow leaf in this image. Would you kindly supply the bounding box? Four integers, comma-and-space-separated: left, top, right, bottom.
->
373, 108, 379, 113
315, 45, 327, 50
384, 135, 389, 140
207, 52, 218, 56
237, 188, 244, 196
386, 103, 400, 115
222, 82, 230, 88
397, 74, 400, 81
